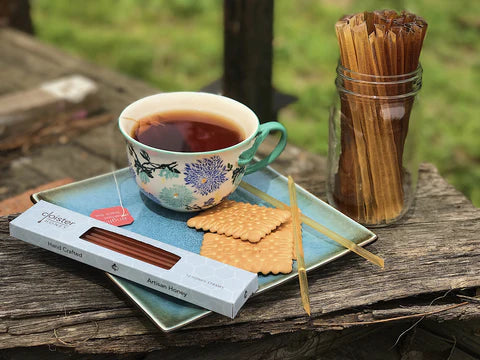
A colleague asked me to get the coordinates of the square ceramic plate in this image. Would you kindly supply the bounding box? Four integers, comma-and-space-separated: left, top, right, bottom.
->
32, 166, 377, 332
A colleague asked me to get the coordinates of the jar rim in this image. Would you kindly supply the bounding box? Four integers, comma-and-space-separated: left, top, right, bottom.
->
336, 62, 422, 99
336, 62, 422, 85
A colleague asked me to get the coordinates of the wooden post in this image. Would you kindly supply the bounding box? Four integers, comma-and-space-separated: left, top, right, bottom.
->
0, 0, 34, 34
223, 0, 274, 123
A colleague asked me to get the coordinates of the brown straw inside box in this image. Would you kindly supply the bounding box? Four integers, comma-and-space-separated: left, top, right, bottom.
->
80, 227, 181, 270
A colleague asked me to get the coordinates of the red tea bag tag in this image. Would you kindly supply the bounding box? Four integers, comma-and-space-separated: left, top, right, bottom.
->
90, 206, 134, 226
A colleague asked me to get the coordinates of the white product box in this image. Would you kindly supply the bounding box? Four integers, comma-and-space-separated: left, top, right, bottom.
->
9, 201, 258, 318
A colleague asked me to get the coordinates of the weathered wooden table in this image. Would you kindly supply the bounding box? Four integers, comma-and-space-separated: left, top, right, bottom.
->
1, 29, 480, 359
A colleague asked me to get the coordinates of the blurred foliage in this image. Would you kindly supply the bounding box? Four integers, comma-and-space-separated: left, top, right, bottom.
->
32, 0, 480, 206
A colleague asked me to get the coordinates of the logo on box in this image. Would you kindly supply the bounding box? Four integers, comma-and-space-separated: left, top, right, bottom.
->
38, 211, 75, 229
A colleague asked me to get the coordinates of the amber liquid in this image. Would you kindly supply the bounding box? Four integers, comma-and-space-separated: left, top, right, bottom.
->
132, 110, 244, 152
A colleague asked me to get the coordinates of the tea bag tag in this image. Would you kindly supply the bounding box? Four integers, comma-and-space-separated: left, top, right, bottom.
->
90, 206, 134, 226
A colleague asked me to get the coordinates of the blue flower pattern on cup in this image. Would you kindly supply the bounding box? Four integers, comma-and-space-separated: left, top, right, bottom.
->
159, 185, 195, 209
184, 156, 228, 195
128, 146, 247, 210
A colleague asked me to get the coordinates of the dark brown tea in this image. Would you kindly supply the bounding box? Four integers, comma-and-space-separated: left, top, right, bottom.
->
131, 110, 244, 152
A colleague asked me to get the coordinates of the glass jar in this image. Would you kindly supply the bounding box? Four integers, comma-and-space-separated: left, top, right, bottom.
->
327, 64, 422, 227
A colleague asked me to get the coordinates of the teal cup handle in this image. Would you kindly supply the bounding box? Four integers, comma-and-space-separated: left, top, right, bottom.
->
238, 122, 287, 175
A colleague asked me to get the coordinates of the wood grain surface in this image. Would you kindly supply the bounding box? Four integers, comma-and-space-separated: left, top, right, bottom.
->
1, 162, 479, 354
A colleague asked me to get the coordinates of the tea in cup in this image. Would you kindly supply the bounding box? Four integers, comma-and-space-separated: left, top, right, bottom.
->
118, 92, 287, 212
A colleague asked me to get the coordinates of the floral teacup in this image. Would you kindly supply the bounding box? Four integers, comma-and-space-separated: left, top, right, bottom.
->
118, 92, 287, 212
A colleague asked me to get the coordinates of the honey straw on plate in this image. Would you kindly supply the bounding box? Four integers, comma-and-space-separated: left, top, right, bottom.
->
334, 10, 427, 225
288, 176, 310, 316
239, 181, 384, 268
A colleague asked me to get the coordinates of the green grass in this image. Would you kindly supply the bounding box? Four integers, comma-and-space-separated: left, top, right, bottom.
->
31, 0, 480, 206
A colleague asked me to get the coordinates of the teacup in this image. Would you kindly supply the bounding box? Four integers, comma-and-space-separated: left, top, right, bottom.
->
118, 92, 287, 212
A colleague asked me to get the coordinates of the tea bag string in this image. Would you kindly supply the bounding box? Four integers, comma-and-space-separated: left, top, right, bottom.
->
110, 118, 127, 216
112, 165, 126, 216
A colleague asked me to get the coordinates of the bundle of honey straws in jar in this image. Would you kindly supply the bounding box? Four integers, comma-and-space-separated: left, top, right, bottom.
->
327, 10, 428, 227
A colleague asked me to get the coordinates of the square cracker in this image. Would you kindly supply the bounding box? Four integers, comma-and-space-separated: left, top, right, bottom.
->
187, 200, 291, 243
275, 218, 297, 260
200, 221, 294, 275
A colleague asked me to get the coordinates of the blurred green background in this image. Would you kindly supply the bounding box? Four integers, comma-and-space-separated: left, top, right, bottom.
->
31, 0, 480, 206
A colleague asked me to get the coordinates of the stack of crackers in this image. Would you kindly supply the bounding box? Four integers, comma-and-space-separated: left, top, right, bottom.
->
188, 200, 296, 275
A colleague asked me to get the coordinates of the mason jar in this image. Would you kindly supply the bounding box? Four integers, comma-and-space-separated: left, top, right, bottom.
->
327, 64, 422, 227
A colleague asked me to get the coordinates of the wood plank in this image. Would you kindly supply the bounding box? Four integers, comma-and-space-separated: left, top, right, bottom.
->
1, 143, 114, 200
0, 178, 73, 215
1, 298, 478, 354
422, 319, 480, 356
1, 162, 480, 353
0, 75, 100, 141
0, 161, 51, 201
1, 322, 476, 359
0, 28, 156, 111
0, 27, 156, 200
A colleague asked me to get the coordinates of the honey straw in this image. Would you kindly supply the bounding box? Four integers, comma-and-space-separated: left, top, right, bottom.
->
84, 233, 178, 267
239, 181, 384, 268
93, 227, 180, 262
81, 227, 180, 270
288, 176, 311, 316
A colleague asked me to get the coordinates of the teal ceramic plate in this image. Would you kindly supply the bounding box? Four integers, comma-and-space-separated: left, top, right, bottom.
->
32, 166, 377, 332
